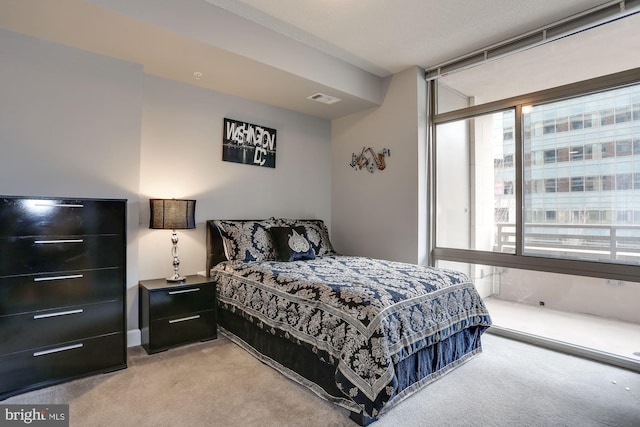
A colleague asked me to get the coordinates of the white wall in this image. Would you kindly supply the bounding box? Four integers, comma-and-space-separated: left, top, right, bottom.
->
138, 74, 332, 280
0, 29, 143, 334
331, 67, 427, 264
0, 30, 333, 342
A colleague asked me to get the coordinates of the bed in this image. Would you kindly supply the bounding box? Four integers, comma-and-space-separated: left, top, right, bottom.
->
206, 218, 491, 425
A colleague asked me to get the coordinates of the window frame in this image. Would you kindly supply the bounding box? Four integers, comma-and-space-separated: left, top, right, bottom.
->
428, 68, 640, 283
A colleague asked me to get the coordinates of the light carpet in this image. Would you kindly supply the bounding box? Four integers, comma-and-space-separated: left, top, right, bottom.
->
4, 333, 639, 426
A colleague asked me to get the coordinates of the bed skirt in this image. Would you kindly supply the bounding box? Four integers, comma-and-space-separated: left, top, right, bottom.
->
218, 305, 486, 425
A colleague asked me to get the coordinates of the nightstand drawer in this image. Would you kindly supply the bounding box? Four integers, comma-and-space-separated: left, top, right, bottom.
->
0, 300, 123, 355
139, 276, 218, 354
148, 283, 215, 320
147, 309, 216, 353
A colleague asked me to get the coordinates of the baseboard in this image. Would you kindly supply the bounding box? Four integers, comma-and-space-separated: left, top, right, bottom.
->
127, 329, 141, 347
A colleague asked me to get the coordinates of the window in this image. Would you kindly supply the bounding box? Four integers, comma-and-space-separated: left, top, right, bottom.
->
435, 110, 516, 254
585, 144, 594, 160
583, 113, 596, 128
617, 173, 633, 190
557, 148, 570, 162
570, 146, 584, 161
556, 117, 569, 133
504, 181, 514, 195
529, 179, 544, 194
586, 210, 600, 222
545, 178, 557, 193
558, 177, 570, 192
616, 106, 632, 123
570, 115, 583, 130
504, 154, 514, 167
432, 45, 640, 366
543, 120, 556, 134
601, 142, 615, 158
601, 175, 615, 191
522, 89, 638, 262
571, 176, 584, 192
600, 108, 614, 126
544, 149, 556, 163
503, 128, 514, 140
435, 80, 640, 269
617, 210, 632, 222
616, 140, 632, 156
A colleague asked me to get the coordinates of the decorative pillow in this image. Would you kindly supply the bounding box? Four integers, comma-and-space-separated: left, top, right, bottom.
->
276, 219, 336, 256
270, 226, 316, 262
213, 219, 277, 262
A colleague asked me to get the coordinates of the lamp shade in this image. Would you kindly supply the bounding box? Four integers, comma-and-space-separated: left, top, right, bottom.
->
149, 199, 196, 230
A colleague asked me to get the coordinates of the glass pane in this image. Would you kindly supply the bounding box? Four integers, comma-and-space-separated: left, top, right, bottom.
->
436, 260, 640, 361
522, 84, 640, 263
435, 110, 516, 253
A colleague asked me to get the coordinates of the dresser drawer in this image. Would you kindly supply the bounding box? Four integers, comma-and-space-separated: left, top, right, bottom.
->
0, 300, 123, 355
0, 333, 126, 400
147, 309, 216, 353
0, 198, 125, 238
0, 234, 123, 276
0, 268, 123, 316
148, 283, 216, 320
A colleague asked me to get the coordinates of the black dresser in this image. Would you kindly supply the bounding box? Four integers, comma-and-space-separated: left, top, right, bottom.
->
0, 196, 127, 399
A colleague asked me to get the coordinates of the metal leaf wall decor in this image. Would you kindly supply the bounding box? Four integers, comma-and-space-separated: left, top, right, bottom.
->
350, 147, 390, 173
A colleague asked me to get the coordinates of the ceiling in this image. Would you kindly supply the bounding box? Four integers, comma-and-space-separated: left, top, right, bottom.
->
0, 0, 635, 119
206, 0, 610, 76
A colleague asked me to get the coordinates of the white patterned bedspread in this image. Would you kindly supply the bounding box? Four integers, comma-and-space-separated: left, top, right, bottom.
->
211, 255, 492, 418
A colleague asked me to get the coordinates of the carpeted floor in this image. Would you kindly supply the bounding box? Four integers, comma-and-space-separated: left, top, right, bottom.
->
4, 333, 640, 426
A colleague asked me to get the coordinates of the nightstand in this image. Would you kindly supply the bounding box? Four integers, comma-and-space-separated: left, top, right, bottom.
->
139, 275, 217, 354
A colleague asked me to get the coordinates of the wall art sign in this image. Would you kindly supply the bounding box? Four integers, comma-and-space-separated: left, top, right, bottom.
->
223, 118, 277, 168
350, 147, 390, 173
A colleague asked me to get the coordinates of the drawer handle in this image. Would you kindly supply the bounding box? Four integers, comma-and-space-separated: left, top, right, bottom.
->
34, 309, 84, 320
168, 288, 200, 295
34, 239, 84, 244
168, 315, 201, 324
33, 343, 84, 357
35, 203, 84, 208
34, 274, 84, 282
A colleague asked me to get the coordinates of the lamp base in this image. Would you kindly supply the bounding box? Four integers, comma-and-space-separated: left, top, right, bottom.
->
166, 229, 185, 282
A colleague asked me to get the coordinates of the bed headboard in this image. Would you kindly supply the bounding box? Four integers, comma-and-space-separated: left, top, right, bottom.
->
205, 220, 227, 277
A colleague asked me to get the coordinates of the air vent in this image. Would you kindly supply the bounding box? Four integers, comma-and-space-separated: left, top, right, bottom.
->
306, 93, 342, 105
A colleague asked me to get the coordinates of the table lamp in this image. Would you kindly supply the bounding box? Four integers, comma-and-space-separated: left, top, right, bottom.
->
149, 198, 196, 282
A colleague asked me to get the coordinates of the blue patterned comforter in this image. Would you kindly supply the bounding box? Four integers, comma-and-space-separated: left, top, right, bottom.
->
211, 256, 491, 418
